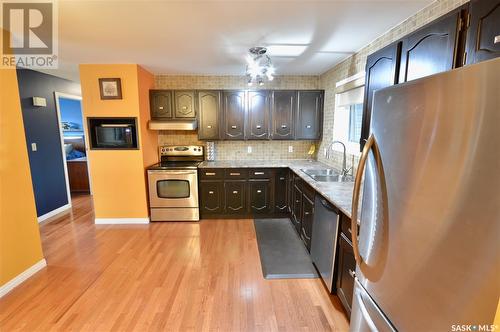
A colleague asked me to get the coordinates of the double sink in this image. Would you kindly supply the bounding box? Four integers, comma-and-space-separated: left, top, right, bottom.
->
301, 168, 354, 183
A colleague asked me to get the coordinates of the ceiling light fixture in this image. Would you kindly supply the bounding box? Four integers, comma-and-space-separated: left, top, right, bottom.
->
245, 47, 275, 86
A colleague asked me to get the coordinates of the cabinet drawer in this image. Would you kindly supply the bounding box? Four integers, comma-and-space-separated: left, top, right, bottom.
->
302, 182, 315, 201
224, 168, 248, 179
341, 215, 356, 242
199, 168, 224, 180
248, 168, 272, 179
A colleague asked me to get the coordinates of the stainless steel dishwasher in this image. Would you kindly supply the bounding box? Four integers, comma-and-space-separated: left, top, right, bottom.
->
311, 195, 340, 292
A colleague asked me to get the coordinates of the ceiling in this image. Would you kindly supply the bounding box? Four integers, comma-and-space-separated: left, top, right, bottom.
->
48, 0, 434, 81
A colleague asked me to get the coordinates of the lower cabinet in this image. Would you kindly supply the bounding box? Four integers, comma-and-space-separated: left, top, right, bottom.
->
291, 185, 303, 233
248, 179, 272, 214
300, 194, 314, 252
336, 217, 357, 318
274, 169, 288, 214
200, 181, 224, 215
225, 181, 247, 214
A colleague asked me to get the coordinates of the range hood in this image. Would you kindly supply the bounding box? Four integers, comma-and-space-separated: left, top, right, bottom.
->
148, 120, 197, 131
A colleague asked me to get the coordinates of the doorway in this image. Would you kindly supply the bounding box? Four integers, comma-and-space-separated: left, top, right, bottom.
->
54, 92, 91, 202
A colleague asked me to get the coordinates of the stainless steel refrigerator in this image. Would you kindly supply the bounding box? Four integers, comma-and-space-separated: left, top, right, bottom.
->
349, 58, 500, 331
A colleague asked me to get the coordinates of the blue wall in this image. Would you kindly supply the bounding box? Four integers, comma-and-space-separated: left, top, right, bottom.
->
16, 69, 81, 217
59, 97, 84, 137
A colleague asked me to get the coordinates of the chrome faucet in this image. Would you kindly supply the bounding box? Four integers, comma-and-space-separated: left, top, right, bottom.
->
326, 140, 351, 176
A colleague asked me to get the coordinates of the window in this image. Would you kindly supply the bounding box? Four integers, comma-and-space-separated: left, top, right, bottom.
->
332, 80, 365, 156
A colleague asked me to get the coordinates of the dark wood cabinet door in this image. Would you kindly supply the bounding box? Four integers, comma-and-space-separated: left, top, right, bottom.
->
287, 169, 294, 214
399, 8, 462, 83
274, 169, 288, 213
200, 181, 224, 214
360, 42, 401, 150
295, 91, 323, 140
291, 185, 302, 233
300, 195, 314, 252
248, 179, 272, 214
271, 91, 295, 139
198, 91, 221, 140
466, 0, 500, 64
224, 181, 247, 214
174, 91, 196, 118
222, 91, 245, 140
246, 91, 270, 140
67, 161, 90, 193
336, 233, 356, 318
150, 90, 173, 119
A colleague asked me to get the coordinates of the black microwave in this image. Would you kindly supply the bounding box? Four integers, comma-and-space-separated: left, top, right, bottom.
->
88, 117, 138, 149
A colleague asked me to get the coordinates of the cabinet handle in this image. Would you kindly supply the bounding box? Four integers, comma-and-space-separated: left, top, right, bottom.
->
495, 35, 500, 44
281, 124, 287, 128
256, 125, 261, 129
232, 190, 238, 194
279, 177, 285, 180
348, 227, 352, 234
207, 125, 212, 129
159, 106, 164, 110
230, 172, 240, 176
208, 191, 214, 194
304, 212, 310, 215
306, 125, 311, 129
205, 172, 216, 176
231, 125, 237, 129
348, 269, 356, 278
296, 200, 300, 203
182, 106, 188, 110
257, 190, 262, 193
254, 172, 264, 175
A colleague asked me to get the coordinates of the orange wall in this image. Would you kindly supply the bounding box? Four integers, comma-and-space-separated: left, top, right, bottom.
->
0, 68, 44, 286
79, 64, 156, 219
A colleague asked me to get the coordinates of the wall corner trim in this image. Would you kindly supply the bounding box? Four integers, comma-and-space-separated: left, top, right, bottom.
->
94, 218, 150, 224
37, 203, 72, 223
0, 259, 47, 298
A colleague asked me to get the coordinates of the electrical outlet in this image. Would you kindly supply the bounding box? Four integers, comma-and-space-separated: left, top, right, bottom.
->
247, 146, 252, 154
288, 145, 293, 153
31, 143, 37, 151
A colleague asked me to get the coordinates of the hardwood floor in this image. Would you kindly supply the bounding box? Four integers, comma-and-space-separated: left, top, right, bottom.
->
0, 194, 349, 331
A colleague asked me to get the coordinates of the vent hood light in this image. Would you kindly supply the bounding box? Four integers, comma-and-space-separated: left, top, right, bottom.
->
148, 120, 197, 131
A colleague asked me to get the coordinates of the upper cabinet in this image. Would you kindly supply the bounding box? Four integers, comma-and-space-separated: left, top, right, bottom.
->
360, 41, 401, 149
198, 91, 221, 140
222, 90, 246, 140
150, 90, 173, 119
174, 91, 196, 118
271, 90, 296, 140
399, 6, 467, 83
295, 91, 323, 140
466, 0, 500, 64
246, 90, 270, 140
151, 89, 323, 140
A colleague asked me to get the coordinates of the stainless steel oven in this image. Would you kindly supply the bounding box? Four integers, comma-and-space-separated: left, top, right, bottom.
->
147, 145, 203, 221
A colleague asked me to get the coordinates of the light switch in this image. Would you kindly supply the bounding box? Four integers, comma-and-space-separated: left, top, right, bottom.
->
247, 146, 252, 154
31, 143, 37, 151
32, 97, 47, 107
288, 145, 293, 153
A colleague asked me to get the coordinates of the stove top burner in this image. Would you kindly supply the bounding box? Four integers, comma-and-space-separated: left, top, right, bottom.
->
147, 161, 201, 170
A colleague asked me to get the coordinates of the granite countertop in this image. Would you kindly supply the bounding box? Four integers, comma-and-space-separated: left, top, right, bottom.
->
199, 160, 358, 219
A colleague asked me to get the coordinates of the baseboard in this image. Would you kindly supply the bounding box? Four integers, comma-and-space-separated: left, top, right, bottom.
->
94, 217, 150, 224
0, 259, 47, 298
38, 203, 71, 223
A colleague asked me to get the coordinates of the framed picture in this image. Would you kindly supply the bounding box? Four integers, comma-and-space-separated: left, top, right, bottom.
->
98, 78, 122, 100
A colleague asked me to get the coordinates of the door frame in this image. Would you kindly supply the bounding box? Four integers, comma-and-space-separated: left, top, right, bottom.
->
53, 92, 91, 205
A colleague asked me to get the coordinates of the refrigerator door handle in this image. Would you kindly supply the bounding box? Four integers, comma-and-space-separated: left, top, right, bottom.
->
351, 133, 376, 266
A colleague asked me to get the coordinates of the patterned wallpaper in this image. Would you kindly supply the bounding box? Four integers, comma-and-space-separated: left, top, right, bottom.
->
317, 0, 468, 173
155, 75, 320, 160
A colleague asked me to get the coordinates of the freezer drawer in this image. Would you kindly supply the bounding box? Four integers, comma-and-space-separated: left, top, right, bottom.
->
350, 278, 396, 332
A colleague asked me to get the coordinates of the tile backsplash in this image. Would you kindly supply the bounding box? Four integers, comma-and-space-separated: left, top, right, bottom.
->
155, 75, 320, 160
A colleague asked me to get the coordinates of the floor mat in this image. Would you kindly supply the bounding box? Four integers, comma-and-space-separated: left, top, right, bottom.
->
254, 218, 319, 279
